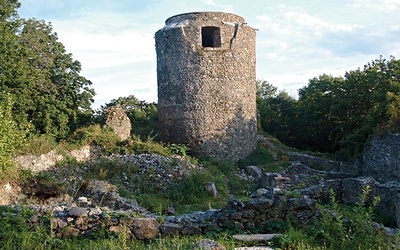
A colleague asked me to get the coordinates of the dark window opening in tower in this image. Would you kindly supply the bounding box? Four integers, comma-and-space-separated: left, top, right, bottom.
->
202, 26, 221, 47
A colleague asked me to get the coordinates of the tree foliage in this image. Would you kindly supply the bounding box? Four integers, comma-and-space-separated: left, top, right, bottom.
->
0, 93, 30, 176
0, 0, 95, 140
258, 56, 400, 160
256, 80, 297, 145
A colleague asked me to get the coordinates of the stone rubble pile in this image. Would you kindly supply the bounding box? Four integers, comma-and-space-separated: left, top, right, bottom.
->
10, 187, 320, 240
105, 154, 201, 194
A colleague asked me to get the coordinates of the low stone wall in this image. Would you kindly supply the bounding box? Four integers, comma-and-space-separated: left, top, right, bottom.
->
14, 145, 101, 172
18, 191, 320, 240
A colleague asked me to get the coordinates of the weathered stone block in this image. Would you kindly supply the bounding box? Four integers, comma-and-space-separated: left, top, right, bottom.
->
132, 218, 160, 240
103, 106, 131, 141
160, 222, 182, 235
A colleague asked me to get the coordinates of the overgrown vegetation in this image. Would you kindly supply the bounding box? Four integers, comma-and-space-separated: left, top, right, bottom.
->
278, 187, 399, 250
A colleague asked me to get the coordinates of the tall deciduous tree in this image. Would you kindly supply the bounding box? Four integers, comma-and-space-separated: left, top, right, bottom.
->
0, 0, 95, 139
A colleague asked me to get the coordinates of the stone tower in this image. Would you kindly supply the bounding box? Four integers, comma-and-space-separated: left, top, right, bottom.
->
155, 12, 257, 161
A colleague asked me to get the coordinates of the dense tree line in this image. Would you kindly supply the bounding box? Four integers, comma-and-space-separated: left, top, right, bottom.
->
257, 56, 400, 160
0, 0, 95, 140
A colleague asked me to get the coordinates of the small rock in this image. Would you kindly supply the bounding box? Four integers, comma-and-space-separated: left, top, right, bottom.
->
132, 218, 160, 240
192, 239, 226, 250
62, 227, 80, 237
232, 234, 281, 242
160, 222, 182, 235
167, 204, 175, 215
58, 219, 68, 229
204, 182, 219, 197
181, 225, 202, 235
30, 214, 39, 223
88, 207, 102, 216
245, 166, 262, 179
68, 207, 88, 217
4, 182, 12, 192
120, 217, 135, 226
77, 197, 88, 203
226, 198, 245, 211
110, 225, 126, 233
249, 188, 274, 199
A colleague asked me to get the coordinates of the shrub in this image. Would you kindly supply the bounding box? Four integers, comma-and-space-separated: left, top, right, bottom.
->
0, 93, 30, 179
15, 134, 58, 156
281, 186, 398, 249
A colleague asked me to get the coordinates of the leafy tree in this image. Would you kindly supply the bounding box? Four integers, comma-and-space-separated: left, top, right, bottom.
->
98, 95, 158, 138
256, 80, 297, 145
335, 56, 400, 158
297, 74, 345, 152
0, 1, 95, 140
295, 56, 400, 159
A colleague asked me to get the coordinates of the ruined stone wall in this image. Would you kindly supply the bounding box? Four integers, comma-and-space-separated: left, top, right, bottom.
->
155, 12, 257, 161
362, 132, 400, 183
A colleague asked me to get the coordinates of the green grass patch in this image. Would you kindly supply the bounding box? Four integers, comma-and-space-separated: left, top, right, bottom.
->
238, 141, 275, 167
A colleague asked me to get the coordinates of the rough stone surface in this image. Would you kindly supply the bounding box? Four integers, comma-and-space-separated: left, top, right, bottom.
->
245, 166, 262, 179
132, 218, 160, 240
204, 182, 219, 196
232, 234, 281, 242
260, 162, 354, 192
156, 12, 257, 162
363, 133, 400, 183
14, 145, 100, 172
160, 222, 182, 235
103, 106, 131, 140
68, 207, 88, 217
192, 239, 226, 250
181, 225, 202, 235
15, 150, 63, 173
341, 177, 379, 204
376, 181, 400, 227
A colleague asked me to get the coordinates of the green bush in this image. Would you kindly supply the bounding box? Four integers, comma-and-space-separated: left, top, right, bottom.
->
0, 93, 30, 179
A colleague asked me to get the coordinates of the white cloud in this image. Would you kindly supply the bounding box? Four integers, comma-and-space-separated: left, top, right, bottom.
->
204, 0, 217, 6
285, 11, 322, 27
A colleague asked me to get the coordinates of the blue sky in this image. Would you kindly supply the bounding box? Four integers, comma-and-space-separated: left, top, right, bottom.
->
18, 0, 400, 109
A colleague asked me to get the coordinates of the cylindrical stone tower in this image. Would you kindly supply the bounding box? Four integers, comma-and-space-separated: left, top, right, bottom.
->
155, 12, 257, 161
